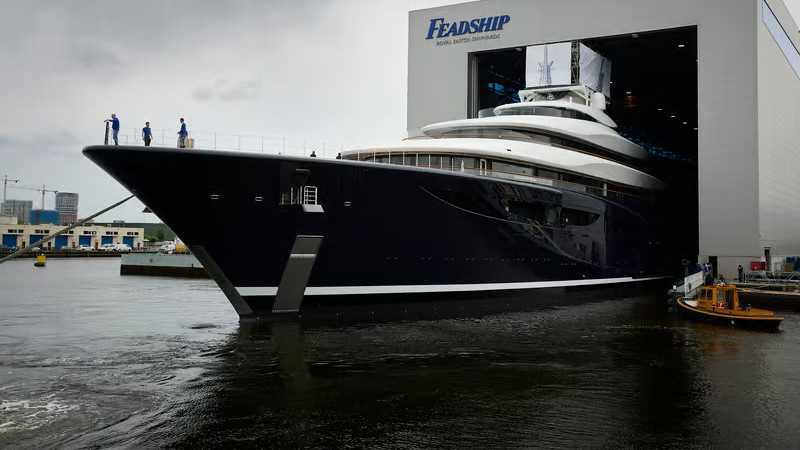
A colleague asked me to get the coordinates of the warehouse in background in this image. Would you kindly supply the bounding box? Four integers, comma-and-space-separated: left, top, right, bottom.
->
0, 224, 145, 250
407, 0, 800, 279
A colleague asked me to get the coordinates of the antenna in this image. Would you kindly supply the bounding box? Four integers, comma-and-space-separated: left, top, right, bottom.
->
539, 45, 554, 86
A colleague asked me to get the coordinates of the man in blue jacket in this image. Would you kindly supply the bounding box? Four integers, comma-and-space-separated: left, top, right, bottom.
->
142, 122, 153, 147
104, 114, 120, 145
178, 118, 188, 148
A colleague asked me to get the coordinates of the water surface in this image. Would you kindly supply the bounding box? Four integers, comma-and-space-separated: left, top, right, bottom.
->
1, 258, 799, 448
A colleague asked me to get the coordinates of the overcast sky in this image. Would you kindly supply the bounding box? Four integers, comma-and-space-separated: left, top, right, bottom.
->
2, 0, 800, 223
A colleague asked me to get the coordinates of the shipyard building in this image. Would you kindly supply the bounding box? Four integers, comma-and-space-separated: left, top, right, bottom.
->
408, 0, 800, 278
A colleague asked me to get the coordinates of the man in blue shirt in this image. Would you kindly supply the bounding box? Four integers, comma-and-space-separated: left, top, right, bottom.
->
142, 121, 153, 147
177, 118, 188, 148
104, 114, 120, 145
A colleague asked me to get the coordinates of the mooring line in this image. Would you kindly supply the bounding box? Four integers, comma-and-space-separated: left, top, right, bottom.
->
0, 194, 136, 265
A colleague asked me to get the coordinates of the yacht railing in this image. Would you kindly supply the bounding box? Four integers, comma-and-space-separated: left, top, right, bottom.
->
104, 126, 346, 159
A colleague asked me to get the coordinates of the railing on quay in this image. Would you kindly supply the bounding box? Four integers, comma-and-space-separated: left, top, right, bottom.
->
741, 270, 800, 286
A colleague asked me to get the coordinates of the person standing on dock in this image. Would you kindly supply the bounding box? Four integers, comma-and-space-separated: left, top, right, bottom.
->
104, 114, 120, 145
738, 264, 744, 282
177, 118, 188, 148
142, 122, 153, 147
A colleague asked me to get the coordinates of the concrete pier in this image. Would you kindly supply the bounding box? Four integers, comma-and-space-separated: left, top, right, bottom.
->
120, 253, 209, 278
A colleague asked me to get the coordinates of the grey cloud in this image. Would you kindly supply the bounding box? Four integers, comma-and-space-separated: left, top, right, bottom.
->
0, 131, 81, 157
68, 43, 121, 71
193, 78, 262, 102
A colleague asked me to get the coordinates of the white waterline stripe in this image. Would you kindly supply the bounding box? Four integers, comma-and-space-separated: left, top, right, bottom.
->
235, 276, 666, 297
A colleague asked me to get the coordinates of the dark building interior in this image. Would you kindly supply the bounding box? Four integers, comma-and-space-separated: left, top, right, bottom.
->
469, 26, 699, 270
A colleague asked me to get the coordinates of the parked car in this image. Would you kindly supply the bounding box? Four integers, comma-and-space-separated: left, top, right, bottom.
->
0, 244, 13, 251
100, 243, 132, 252
77, 245, 94, 251
158, 243, 175, 253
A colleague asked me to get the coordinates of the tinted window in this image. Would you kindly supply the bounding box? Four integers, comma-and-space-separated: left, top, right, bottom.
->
496, 106, 598, 123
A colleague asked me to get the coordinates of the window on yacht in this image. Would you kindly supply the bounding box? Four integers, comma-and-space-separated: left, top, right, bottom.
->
364, 152, 640, 198
537, 169, 558, 180
453, 156, 477, 172
496, 106, 598, 123
492, 160, 534, 177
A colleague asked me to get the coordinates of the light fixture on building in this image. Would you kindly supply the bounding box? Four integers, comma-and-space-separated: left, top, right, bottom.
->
670, 115, 676, 118
678, 44, 686, 48
682, 121, 688, 125
657, 108, 663, 111
626, 91, 631, 95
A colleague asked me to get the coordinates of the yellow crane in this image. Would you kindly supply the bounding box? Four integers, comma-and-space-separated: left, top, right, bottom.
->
2, 175, 20, 203
10, 184, 58, 209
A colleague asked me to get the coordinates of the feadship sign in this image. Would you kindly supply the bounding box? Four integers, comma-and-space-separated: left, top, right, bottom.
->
426, 15, 510, 45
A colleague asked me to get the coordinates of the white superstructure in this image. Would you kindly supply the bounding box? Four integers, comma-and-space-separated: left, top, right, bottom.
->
343, 85, 662, 193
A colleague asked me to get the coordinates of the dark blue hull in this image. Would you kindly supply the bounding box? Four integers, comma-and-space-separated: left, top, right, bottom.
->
83, 146, 668, 319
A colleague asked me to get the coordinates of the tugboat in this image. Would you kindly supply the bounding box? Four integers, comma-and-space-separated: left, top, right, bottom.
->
677, 284, 784, 328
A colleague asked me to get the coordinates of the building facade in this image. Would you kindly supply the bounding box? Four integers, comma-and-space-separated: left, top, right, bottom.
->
29, 209, 60, 225
408, 0, 800, 278
1, 199, 32, 225
0, 214, 17, 225
55, 192, 79, 224
0, 224, 145, 250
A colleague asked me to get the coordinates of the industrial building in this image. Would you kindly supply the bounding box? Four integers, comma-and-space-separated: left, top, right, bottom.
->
29, 209, 60, 225
55, 192, 79, 224
0, 224, 145, 250
1, 199, 32, 225
407, 0, 800, 278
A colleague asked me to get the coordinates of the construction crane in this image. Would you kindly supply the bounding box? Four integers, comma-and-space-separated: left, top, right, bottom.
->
10, 184, 58, 209
2, 175, 20, 203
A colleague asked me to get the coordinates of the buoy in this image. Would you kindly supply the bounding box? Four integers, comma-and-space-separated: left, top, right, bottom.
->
34, 255, 46, 267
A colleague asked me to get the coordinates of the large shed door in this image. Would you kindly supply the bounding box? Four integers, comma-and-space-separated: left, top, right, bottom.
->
2, 235, 17, 248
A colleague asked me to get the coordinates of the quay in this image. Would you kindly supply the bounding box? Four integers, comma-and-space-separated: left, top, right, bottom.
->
120, 252, 208, 278
0, 250, 123, 259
